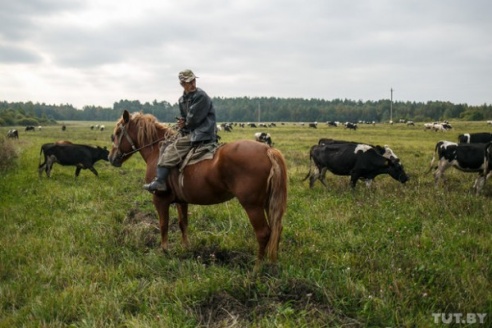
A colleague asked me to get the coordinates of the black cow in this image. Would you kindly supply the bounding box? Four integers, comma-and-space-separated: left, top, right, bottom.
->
458, 132, 492, 144
429, 140, 492, 194
38, 143, 109, 177
25, 126, 35, 131
304, 141, 408, 188
7, 129, 19, 139
308, 122, 318, 128
254, 132, 273, 147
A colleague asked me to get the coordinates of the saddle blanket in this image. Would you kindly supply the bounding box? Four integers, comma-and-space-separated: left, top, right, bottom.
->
179, 142, 221, 172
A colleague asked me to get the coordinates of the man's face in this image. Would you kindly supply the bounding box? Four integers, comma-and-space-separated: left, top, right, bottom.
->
181, 79, 197, 93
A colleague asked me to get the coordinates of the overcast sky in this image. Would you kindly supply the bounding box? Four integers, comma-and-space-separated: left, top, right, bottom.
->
1, 0, 491, 109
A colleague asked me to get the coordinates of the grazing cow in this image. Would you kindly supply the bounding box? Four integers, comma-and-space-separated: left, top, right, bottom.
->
6, 129, 19, 139
344, 122, 358, 130
429, 140, 492, 194
424, 122, 452, 132
220, 123, 233, 132
61, 125, 66, 131
304, 141, 408, 188
308, 122, 318, 129
432, 123, 447, 132
458, 132, 492, 144
25, 126, 35, 131
38, 143, 109, 177
254, 132, 273, 147
311, 138, 400, 186
406, 121, 415, 126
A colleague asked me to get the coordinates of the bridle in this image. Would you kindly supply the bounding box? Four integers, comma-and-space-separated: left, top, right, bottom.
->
113, 123, 179, 160
113, 121, 176, 160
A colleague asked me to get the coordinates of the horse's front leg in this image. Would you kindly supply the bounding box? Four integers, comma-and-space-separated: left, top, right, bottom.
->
153, 196, 171, 252
176, 203, 189, 248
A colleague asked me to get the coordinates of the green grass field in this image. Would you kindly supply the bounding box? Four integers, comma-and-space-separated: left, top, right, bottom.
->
1, 120, 491, 327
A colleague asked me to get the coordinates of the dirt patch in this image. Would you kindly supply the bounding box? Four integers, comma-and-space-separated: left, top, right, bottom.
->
178, 244, 253, 269
119, 208, 161, 250
193, 278, 338, 327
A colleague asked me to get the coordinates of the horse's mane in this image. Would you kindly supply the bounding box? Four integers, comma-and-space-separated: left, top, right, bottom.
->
120, 112, 176, 146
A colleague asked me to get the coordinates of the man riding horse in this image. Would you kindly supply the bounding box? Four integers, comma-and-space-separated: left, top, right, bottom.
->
143, 69, 217, 192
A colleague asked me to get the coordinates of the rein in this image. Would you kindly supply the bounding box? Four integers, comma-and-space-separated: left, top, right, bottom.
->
116, 122, 178, 159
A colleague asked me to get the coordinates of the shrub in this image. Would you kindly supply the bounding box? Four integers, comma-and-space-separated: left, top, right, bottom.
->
0, 136, 18, 171
17, 117, 40, 126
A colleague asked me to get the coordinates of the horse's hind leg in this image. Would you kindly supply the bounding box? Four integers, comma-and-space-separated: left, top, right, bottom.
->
244, 205, 271, 262
176, 203, 189, 248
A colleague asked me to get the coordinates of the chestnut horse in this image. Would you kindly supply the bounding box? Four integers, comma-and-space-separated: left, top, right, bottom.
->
108, 110, 287, 264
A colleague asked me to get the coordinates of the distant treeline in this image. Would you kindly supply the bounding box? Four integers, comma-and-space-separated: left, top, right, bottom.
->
1, 98, 491, 126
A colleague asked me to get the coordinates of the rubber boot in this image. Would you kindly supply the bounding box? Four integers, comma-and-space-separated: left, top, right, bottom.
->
143, 166, 170, 192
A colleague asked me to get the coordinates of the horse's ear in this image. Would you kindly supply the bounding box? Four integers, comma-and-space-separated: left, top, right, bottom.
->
123, 110, 130, 123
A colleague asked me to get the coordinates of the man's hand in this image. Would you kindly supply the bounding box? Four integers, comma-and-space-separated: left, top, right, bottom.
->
176, 117, 185, 129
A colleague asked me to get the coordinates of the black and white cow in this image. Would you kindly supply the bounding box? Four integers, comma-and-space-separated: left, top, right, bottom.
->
429, 140, 492, 194
308, 122, 318, 129
254, 132, 273, 147
38, 143, 109, 177
304, 141, 408, 188
458, 132, 492, 144
7, 129, 19, 139
344, 122, 358, 130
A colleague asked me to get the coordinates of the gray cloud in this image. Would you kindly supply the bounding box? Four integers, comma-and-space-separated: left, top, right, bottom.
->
1, 0, 491, 108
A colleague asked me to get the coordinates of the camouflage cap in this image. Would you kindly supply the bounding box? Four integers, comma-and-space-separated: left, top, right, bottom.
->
178, 69, 198, 83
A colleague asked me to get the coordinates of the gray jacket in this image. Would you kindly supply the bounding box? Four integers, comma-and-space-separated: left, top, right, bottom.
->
178, 88, 216, 143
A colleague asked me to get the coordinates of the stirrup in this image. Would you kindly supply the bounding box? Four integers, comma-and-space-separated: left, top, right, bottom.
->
143, 179, 167, 192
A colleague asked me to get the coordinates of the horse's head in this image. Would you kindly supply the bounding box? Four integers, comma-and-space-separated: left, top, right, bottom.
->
109, 110, 175, 167
108, 110, 137, 167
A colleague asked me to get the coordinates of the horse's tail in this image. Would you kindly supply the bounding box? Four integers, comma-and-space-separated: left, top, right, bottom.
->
265, 148, 288, 262
302, 144, 316, 182
39, 144, 46, 168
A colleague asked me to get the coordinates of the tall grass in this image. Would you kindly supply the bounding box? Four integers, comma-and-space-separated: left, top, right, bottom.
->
0, 121, 491, 327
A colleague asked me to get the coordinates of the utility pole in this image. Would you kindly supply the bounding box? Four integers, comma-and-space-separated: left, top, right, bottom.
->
257, 101, 261, 123
390, 88, 393, 123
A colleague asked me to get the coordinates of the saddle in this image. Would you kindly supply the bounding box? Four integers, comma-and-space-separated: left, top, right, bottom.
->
158, 141, 221, 172
178, 142, 221, 171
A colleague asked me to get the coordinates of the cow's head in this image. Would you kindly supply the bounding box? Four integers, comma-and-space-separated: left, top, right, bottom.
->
388, 160, 409, 184
97, 146, 110, 162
